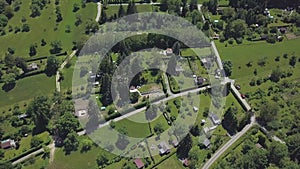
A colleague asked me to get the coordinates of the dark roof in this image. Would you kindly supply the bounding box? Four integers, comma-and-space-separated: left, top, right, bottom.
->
134, 158, 144, 169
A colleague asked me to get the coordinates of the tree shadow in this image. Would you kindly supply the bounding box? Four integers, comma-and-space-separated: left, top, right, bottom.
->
2, 83, 16, 92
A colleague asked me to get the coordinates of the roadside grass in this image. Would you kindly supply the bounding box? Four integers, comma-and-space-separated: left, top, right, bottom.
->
0, 0, 96, 59
0, 74, 56, 113
49, 136, 116, 169
22, 154, 49, 169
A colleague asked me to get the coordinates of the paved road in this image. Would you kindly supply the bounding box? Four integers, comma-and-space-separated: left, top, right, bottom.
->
211, 41, 224, 70
95, 2, 102, 22
202, 114, 256, 169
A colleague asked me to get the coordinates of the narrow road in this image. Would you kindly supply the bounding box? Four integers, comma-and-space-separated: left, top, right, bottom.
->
95, 2, 101, 22
211, 41, 224, 70
197, 4, 206, 23
202, 115, 256, 169
12, 142, 55, 165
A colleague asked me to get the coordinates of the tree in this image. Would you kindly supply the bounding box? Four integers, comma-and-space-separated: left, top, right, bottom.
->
223, 60, 233, 77
270, 67, 282, 82
154, 123, 164, 135
126, 1, 137, 15
73, 3, 80, 12
286, 133, 300, 162
21, 23, 30, 32
43, 146, 50, 158
224, 19, 247, 39
0, 14, 8, 27
4, 6, 13, 19
176, 134, 192, 159
100, 73, 113, 106
118, 5, 125, 18
30, 136, 42, 148
160, 0, 168, 12
29, 44, 37, 56
189, 0, 198, 12
54, 112, 79, 139
172, 41, 180, 56
99, 7, 107, 24
96, 152, 109, 166
50, 40, 62, 54
222, 106, 238, 135
268, 142, 288, 166
30, 4, 40, 17
81, 138, 93, 152
289, 56, 297, 67
259, 101, 279, 125
27, 96, 52, 130
45, 56, 59, 76
63, 131, 79, 153
129, 91, 139, 103
207, 0, 218, 14
2, 73, 16, 90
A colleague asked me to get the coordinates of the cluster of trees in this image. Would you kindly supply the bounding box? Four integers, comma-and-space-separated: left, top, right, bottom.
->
0, 0, 22, 35
217, 129, 300, 169
222, 105, 250, 135
30, 0, 48, 17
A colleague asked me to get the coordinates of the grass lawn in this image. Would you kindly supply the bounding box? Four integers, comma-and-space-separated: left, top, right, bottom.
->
156, 153, 184, 169
115, 117, 152, 138
49, 136, 116, 169
0, 0, 97, 59
215, 38, 300, 94
0, 74, 56, 113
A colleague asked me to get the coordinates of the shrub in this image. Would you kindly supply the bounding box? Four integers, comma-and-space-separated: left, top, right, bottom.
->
228, 38, 234, 44
236, 37, 243, 44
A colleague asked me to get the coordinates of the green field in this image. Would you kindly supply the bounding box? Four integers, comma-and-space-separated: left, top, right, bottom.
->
156, 154, 184, 169
0, 0, 97, 59
0, 74, 55, 111
49, 136, 116, 169
215, 38, 300, 94
104, 4, 154, 18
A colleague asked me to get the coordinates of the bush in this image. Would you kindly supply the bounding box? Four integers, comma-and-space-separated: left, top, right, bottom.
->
228, 38, 234, 44
236, 37, 243, 44
266, 35, 276, 43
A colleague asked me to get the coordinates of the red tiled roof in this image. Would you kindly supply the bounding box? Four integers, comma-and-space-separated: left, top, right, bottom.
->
134, 159, 144, 169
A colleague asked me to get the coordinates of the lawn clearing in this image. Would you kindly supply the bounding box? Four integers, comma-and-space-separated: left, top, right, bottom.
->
0, 74, 56, 112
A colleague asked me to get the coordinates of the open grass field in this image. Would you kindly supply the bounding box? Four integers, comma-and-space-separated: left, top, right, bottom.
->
49, 136, 116, 169
215, 38, 300, 94
156, 153, 184, 169
0, 74, 56, 112
0, 0, 97, 59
